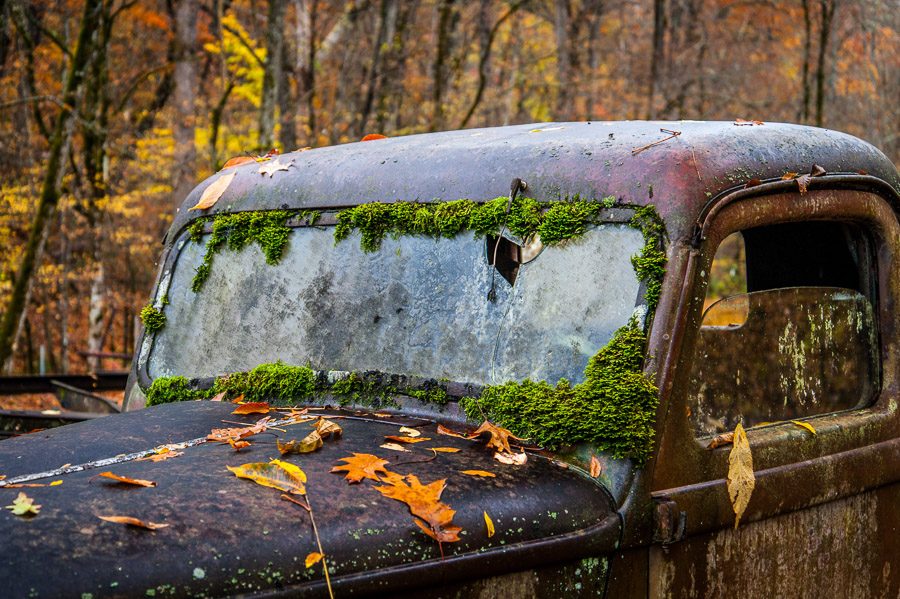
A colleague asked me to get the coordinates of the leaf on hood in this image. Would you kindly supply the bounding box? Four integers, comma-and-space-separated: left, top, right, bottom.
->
727, 423, 755, 529
227, 461, 306, 495
589, 452, 602, 478
331, 453, 390, 484
50, 480, 62, 486
137, 450, 184, 462
734, 118, 764, 126
221, 156, 255, 170
361, 133, 387, 141
258, 156, 295, 178
231, 393, 245, 404
398, 426, 421, 437
705, 432, 735, 450
98, 516, 169, 530
374, 473, 462, 543
229, 439, 251, 451
89, 472, 157, 487
437, 424, 466, 438
428, 447, 460, 453
207, 418, 269, 442
384, 435, 430, 444
277, 430, 323, 455
460, 470, 495, 478
190, 170, 235, 210
484, 511, 495, 537
232, 402, 272, 415
5, 492, 40, 516
468, 420, 527, 454
380, 442, 410, 452
312, 418, 342, 439
305, 552, 324, 568
790, 420, 817, 436
494, 451, 528, 466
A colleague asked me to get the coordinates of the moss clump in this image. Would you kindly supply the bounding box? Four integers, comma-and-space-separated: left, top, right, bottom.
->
461, 319, 658, 463
146, 376, 210, 406
330, 372, 401, 407
140, 303, 166, 332
212, 361, 317, 402
628, 205, 667, 313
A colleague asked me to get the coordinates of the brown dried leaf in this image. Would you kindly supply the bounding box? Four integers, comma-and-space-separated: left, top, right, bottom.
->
227, 460, 306, 495
258, 156, 295, 177
277, 431, 323, 455
1, 483, 46, 488
705, 432, 735, 450
734, 118, 764, 126
384, 435, 430, 444
589, 452, 602, 478
137, 450, 184, 462
796, 173, 811, 194
437, 424, 466, 438
460, 470, 495, 478
494, 451, 528, 466
727, 423, 755, 529
191, 170, 235, 210
232, 402, 272, 415
312, 419, 342, 439
207, 418, 269, 442
810, 163, 826, 177
374, 473, 462, 543
229, 439, 251, 451
744, 179, 763, 189
468, 420, 527, 454
98, 516, 169, 530
89, 472, 157, 487
331, 453, 390, 483
781, 172, 799, 180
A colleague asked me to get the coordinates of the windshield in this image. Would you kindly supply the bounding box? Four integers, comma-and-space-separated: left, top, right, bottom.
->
146, 221, 644, 386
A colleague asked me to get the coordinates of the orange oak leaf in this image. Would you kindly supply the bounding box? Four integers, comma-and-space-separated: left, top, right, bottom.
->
98, 516, 169, 530
88, 472, 157, 487
232, 402, 272, 415
229, 439, 251, 451
221, 156, 255, 170
460, 470, 495, 477
191, 170, 235, 210
374, 473, 462, 544
331, 453, 390, 483
227, 460, 306, 495
468, 420, 527, 454
384, 435, 430, 444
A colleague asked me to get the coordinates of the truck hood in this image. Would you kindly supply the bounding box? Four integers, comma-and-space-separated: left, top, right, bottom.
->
0, 402, 620, 597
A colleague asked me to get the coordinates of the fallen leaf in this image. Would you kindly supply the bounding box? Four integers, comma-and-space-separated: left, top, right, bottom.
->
858, 170, 869, 175
0, 475, 5, 481
796, 174, 811, 194
380, 443, 409, 452
810, 163, 826, 177
551, 459, 569, 469
191, 170, 235, 210
312, 419, 342, 439
437, 424, 466, 438
428, 447, 460, 453
484, 511, 495, 537
468, 420, 527, 454
227, 461, 306, 495
231, 393, 245, 404
258, 156, 295, 177
207, 418, 268, 442
5, 492, 40, 516
258, 148, 280, 160
727, 423, 755, 529
305, 552, 324, 568
734, 118, 764, 126
494, 451, 528, 465
331, 453, 390, 483
232, 402, 271, 415
229, 439, 251, 451
460, 470, 495, 478
361, 133, 387, 141
98, 516, 169, 530
781, 172, 799, 180
374, 473, 462, 543
59, 463, 71, 469
790, 420, 817, 436
1, 483, 45, 488
384, 435, 429, 444
705, 432, 735, 450
294, 146, 312, 152
398, 426, 421, 437
590, 452, 602, 478
744, 179, 763, 189
50, 480, 62, 486
89, 472, 157, 487
277, 431, 323, 454
221, 156, 255, 170
137, 450, 184, 462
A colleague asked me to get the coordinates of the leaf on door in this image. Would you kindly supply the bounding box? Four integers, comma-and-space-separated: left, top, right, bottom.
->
190, 170, 235, 210
790, 420, 817, 436
227, 461, 306, 495
331, 453, 390, 484
374, 473, 462, 543
98, 515, 169, 530
726, 423, 755, 529
88, 472, 157, 487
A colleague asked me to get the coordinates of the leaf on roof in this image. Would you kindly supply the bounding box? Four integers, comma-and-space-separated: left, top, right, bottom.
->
258, 156, 295, 177
5, 492, 40, 516
221, 156, 255, 170
374, 473, 462, 544
89, 472, 157, 487
98, 515, 169, 530
460, 470, 495, 478
277, 430, 323, 455
227, 461, 306, 495
727, 423, 755, 529
232, 402, 272, 415
191, 170, 235, 210
361, 133, 387, 141
331, 453, 390, 484
468, 420, 527, 454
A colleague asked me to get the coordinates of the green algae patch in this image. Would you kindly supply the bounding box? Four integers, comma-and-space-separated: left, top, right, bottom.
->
460, 319, 657, 464
140, 303, 166, 333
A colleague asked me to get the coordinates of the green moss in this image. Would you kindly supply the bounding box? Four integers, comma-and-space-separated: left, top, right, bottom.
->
140, 303, 166, 332
628, 205, 667, 313
146, 376, 211, 406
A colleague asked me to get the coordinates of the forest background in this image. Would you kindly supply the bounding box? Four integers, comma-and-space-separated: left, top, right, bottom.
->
0, 0, 897, 377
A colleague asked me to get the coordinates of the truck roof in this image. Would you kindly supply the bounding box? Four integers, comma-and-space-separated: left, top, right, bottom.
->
174, 121, 900, 244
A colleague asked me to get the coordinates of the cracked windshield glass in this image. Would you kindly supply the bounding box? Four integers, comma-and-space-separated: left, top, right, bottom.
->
148, 221, 644, 387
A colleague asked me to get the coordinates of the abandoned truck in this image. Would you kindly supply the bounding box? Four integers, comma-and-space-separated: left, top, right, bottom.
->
2, 121, 900, 598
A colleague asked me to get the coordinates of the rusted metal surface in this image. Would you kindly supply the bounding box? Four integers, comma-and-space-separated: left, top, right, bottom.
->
0, 401, 620, 598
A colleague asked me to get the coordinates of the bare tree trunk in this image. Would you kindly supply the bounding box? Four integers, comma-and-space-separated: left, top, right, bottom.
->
277, 40, 296, 151
0, 0, 102, 371
800, 0, 812, 122
172, 0, 198, 212
259, 0, 287, 150
356, 0, 390, 137
553, 0, 571, 120
647, 0, 665, 119
814, 0, 835, 128
430, 0, 456, 132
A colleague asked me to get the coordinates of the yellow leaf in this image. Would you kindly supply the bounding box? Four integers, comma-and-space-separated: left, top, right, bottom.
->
380, 443, 409, 452
398, 426, 421, 437
227, 461, 306, 495
428, 447, 460, 453
190, 170, 235, 210
460, 470, 495, 477
727, 423, 755, 529
484, 511, 495, 537
790, 420, 817, 436
277, 430, 323, 454
50, 480, 62, 486
5, 492, 40, 516
305, 552, 324, 568
313, 419, 342, 439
